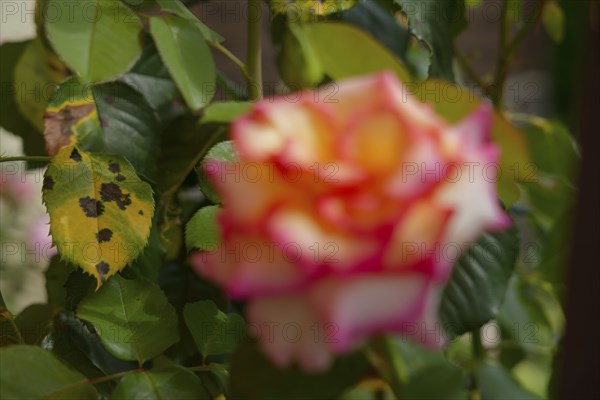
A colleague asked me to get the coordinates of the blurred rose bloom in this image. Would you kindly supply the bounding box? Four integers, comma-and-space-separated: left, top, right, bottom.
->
193, 72, 509, 371
1, 129, 56, 313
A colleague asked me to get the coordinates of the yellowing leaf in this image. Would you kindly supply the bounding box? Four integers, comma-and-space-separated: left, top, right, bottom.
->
43, 144, 154, 288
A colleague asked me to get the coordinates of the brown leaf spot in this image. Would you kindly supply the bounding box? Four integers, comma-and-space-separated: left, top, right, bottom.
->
96, 261, 110, 282
70, 148, 82, 162
96, 228, 113, 243
43, 176, 55, 190
43, 103, 95, 156
79, 197, 104, 218
116, 174, 126, 182
108, 163, 121, 173
100, 182, 131, 211
138, 210, 144, 216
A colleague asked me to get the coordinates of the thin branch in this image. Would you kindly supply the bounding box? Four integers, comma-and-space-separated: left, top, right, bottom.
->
209, 41, 252, 83
0, 156, 51, 163
247, 0, 263, 100
454, 44, 490, 95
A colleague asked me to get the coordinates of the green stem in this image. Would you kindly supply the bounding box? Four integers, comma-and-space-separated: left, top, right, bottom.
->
247, 0, 263, 100
209, 42, 252, 83
42, 369, 142, 399
492, 0, 547, 108
454, 44, 490, 94
471, 328, 484, 360
0, 156, 51, 163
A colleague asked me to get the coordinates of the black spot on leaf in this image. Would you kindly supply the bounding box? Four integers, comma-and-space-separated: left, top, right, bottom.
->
43, 176, 55, 190
70, 148, 82, 162
96, 261, 110, 281
96, 228, 113, 243
100, 182, 132, 210
108, 163, 121, 173
79, 197, 104, 217
138, 210, 144, 216
116, 174, 125, 182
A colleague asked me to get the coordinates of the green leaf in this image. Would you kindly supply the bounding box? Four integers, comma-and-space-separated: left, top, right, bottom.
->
302, 22, 411, 83
439, 226, 520, 337
411, 80, 532, 205
396, 0, 467, 80
0, 345, 98, 399
45, 256, 76, 306
518, 117, 577, 180
402, 363, 467, 400
121, 39, 186, 125
92, 82, 161, 178
201, 102, 252, 125
183, 300, 245, 358
277, 20, 325, 89
111, 357, 208, 400
150, 15, 216, 111
45, 0, 143, 82
48, 312, 139, 376
185, 206, 221, 252
76, 275, 179, 361
13, 304, 55, 345
270, 0, 358, 16
230, 341, 370, 400
43, 144, 155, 287
197, 140, 238, 203
14, 38, 66, 132
340, 0, 410, 65
0, 41, 46, 163
155, 0, 224, 43
476, 362, 540, 400
127, 222, 166, 282
156, 117, 226, 201
542, 1, 565, 43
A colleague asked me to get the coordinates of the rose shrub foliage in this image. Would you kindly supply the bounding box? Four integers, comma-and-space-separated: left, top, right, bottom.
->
0, 0, 575, 399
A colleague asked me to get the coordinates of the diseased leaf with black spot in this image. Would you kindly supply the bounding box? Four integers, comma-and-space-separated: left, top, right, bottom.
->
43, 77, 161, 178
43, 144, 154, 288
43, 76, 100, 156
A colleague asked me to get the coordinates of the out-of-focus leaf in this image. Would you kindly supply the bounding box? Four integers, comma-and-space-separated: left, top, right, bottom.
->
45, 0, 143, 82
439, 226, 520, 337
395, 0, 467, 80
111, 357, 208, 400
0, 41, 46, 162
542, 1, 565, 43
402, 362, 467, 400
43, 144, 155, 287
155, 0, 224, 43
277, 20, 325, 89
270, 0, 358, 15
183, 300, 245, 358
76, 275, 179, 361
230, 340, 371, 400
121, 39, 186, 125
150, 16, 216, 111
0, 345, 98, 399
127, 222, 166, 282
201, 102, 252, 124
476, 362, 540, 400
340, 0, 410, 64
14, 38, 66, 132
303, 22, 412, 82
197, 140, 238, 204
185, 206, 221, 251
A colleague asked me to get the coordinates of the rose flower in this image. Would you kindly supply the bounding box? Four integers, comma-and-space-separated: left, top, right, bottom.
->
193, 72, 509, 371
